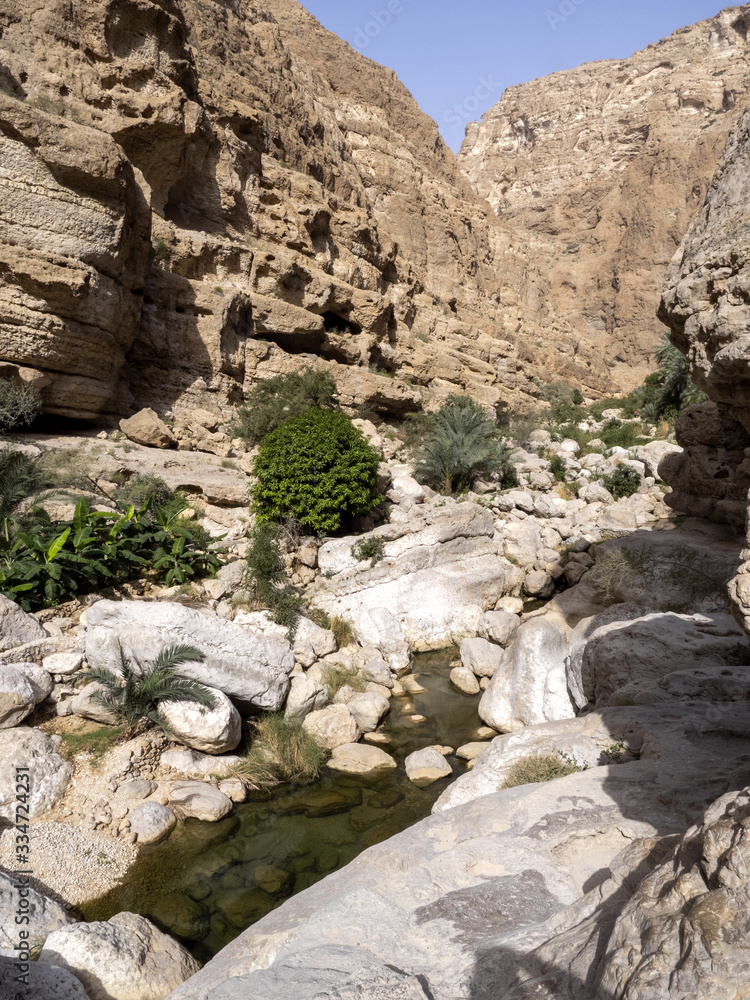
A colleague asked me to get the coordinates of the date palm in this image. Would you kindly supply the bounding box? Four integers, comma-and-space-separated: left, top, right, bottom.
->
81, 644, 217, 739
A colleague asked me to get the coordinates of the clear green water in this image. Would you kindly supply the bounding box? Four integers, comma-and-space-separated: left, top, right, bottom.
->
81, 652, 483, 963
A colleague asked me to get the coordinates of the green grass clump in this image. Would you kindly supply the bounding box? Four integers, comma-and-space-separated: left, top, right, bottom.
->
60, 725, 126, 767
239, 714, 329, 786
548, 455, 567, 482
352, 535, 385, 565
502, 753, 582, 789
116, 475, 175, 509
320, 663, 367, 699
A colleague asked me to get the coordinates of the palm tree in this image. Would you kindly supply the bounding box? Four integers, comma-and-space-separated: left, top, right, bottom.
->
415, 395, 516, 494
81, 644, 217, 739
650, 335, 706, 417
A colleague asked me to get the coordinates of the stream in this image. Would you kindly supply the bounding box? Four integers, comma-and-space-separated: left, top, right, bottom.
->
81, 651, 484, 963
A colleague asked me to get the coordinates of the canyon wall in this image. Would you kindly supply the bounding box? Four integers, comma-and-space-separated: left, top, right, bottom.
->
3, 2, 750, 421
459, 3, 750, 392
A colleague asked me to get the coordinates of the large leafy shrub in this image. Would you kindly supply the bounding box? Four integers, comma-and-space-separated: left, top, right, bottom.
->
413, 395, 517, 494
0, 496, 221, 609
253, 408, 382, 534
0, 379, 42, 434
232, 368, 339, 446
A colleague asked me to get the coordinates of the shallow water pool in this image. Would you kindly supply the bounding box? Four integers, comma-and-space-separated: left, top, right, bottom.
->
82, 652, 484, 962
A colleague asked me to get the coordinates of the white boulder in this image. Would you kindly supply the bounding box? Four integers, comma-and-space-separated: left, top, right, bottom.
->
39, 912, 200, 1000
0, 872, 76, 957
460, 638, 504, 678
479, 618, 576, 733
0, 729, 72, 821
0, 595, 46, 652
327, 743, 397, 776
85, 600, 294, 709
302, 705, 360, 749
284, 674, 329, 720
128, 803, 177, 845
160, 688, 241, 754
405, 747, 453, 787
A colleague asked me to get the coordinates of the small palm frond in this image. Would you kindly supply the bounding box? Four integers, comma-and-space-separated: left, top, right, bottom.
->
78, 665, 123, 691
152, 644, 206, 671
155, 677, 217, 709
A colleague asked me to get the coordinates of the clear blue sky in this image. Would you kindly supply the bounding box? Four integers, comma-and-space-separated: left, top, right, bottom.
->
300, 0, 730, 151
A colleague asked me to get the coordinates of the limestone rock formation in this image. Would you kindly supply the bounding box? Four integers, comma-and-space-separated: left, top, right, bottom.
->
459, 4, 750, 392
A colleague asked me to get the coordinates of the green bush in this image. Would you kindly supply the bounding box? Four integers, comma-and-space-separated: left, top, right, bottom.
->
239, 713, 329, 786
352, 535, 385, 565
232, 368, 339, 446
602, 466, 641, 500
0, 496, 221, 610
548, 455, 567, 483
253, 409, 382, 534
0, 380, 42, 434
414, 395, 517, 495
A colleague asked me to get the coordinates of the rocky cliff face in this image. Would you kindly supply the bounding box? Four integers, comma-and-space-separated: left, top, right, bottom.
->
459, 4, 750, 392
659, 102, 750, 636
4, 2, 750, 422
0, 0, 565, 422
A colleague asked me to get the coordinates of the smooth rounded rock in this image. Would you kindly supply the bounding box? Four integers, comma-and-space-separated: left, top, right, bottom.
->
0, 729, 72, 820
405, 747, 453, 787
460, 637, 505, 678
450, 666, 481, 695
284, 674, 328, 719
303, 705, 360, 749
8, 662, 54, 705
160, 687, 241, 755
129, 802, 177, 845
39, 912, 200, 1000
346, 692, 390, 733
168, 782, 234, 822
70, 682, 121, 725
327, 742, 397, 775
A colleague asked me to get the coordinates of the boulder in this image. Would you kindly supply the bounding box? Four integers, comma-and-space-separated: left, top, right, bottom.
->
293, 617, 337, 668
345, 692, 390, 733
578, 482, 614, 504
405, 747, 452, 787
450, 666, 481, 695
70, 682, 121, 725
327, 743, 397, 776
479, 618, 576, 733
0, 729, 72, 821
39, 912, 200, 1000
460, 638, 504, 678
284, 674, 328, 720
302, 705, 360, 749
85, 601, 294, 710
360, 658, 393, 689
119, 408, 176, 449
634, 439, 683, 480
128, 803, 177, 845
524, 570, 555, 599
581, 611, 747, 705
349, 607, 411, 674
8, 662, 53, 704
0, 872, 76, 957
503, 517, 543, 570
168, 782, 234, 822
0, 665, 36, 727
0, 957, 91, 999
387, 470, 426, 507
0, 595, 47, 652
43, 651, 84, 675
160, 689, 241, 755
312, 502, 511, 651
478, 610, 520, 647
